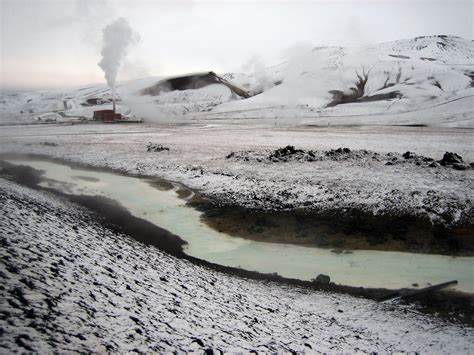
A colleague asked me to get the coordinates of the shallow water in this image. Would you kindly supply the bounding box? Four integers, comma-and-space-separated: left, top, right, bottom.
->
7, 159, 474, 292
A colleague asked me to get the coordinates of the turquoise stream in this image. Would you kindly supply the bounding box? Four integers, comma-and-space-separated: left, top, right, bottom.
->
8, 159, 474, 292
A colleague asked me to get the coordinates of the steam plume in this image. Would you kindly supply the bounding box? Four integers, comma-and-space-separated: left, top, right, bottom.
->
242, 55, 272, 95
98, 18, 139, 97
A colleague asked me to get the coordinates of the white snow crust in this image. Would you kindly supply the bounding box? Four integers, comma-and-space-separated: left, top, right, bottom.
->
1, 178, 473, 352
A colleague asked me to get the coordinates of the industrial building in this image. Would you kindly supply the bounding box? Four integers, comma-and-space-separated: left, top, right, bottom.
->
93, 109, 122, 122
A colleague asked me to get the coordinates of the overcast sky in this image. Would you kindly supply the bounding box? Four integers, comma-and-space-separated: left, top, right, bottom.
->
1, 0, 472, 90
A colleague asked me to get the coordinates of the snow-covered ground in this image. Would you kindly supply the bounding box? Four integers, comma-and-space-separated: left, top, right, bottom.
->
1, 35, 472, 126
1, 178, 473, 352
0, 123, 472, 228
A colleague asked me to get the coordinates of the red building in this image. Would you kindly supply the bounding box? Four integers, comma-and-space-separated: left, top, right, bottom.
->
93, 110, 122, 122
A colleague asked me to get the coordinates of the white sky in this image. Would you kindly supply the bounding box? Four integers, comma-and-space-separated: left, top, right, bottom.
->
1, 0, 473, 90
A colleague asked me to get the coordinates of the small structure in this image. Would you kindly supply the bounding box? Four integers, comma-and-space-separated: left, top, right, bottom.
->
93, 109, 121, 122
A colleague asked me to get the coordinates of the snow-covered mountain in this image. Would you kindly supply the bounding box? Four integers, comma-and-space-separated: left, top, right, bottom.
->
214, 35, 474, 123
1, 35, 473, 126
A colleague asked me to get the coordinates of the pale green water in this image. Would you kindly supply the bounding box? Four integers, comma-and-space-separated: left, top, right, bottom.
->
8, 159, 474, 292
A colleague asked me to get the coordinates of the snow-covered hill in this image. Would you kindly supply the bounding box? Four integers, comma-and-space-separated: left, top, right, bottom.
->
214, 35, 474, 122
1, 36, 473, 126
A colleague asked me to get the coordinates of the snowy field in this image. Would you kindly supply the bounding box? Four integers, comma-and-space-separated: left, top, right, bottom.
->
0, 122, 472, 229
1, 178, 473, 352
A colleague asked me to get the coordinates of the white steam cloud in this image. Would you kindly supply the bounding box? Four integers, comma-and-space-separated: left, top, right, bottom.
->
98, 17, 139, 96
242, 55, 272, 95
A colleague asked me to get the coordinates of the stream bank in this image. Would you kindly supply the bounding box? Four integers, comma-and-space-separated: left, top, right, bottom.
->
193, 201, 474, 256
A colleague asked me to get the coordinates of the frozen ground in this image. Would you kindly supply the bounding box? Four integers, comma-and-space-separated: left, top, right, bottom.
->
1, 178, 473, 352
0, 123, 472, 227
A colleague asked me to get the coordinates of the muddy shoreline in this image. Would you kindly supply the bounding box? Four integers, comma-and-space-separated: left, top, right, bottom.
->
193, 200, 474, 256
1, 155, 474, 325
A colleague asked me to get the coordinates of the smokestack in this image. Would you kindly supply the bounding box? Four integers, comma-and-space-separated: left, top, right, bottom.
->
98, 18, 139, 115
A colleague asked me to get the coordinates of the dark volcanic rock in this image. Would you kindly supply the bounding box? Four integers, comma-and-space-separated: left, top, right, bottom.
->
452, 163, 469, 171
146, 143, 170, 152
312, 274, 331, 284
440, 152, 463, 165
15, 334, 33, 351
439, 152, 470, 170
326, 147, 349, 155
269, 145, 304, 160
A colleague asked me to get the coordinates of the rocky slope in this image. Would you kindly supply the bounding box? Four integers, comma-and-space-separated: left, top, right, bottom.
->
1, 178, 473, 352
